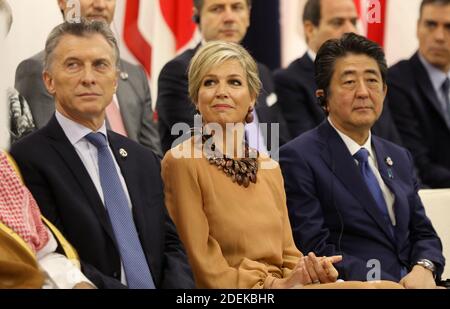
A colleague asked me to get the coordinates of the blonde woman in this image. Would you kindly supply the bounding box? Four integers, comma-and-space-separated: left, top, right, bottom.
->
162, 41, 401, 289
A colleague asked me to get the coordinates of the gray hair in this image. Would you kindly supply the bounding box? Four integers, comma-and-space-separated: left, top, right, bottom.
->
188, 41, 261, 104
44, 19, 120, 71
0, 0, 13, 35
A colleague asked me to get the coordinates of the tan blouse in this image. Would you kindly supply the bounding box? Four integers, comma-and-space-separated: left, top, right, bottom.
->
162, 137, 301, 288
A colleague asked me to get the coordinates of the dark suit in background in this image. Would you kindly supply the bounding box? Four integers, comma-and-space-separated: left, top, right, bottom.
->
10, 116, 194, 289
274, 53, 403, 144
14, 51, 162, 157
156, 46, 290, 154
279, 121, 444, 282
388, 53, 450, 188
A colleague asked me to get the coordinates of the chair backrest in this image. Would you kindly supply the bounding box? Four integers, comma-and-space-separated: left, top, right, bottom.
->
418, 189, 450, 280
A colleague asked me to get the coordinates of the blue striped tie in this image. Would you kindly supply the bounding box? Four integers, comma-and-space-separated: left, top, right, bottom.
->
354, 148, 395, 237
85, 132, 155, 289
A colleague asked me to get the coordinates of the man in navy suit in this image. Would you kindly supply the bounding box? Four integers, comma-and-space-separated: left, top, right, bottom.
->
157, 0, 289, 154
280, 33, 444, 288
15, 0, 162, 157
10, 20, 194, 289
274, 0, 401, 145
388, 0, 450, 188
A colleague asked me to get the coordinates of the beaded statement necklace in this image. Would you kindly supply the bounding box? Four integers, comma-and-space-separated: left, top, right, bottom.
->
201, 134, 259, 188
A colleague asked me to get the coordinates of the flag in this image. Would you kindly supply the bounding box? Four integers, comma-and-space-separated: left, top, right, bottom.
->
355, 0, 388, 47
122, 0, 199, 99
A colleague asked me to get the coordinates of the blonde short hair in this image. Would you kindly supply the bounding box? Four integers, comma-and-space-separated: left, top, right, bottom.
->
188, 41, 261, 104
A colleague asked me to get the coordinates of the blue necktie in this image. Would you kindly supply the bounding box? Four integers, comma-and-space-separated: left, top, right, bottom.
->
353, 148, 394, 235
442, 78, 450, 125
85, 132, 155, 289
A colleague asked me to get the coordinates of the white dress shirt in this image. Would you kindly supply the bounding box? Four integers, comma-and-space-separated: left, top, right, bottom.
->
307, 48, 317, 62
328, 118, 396, 225
55, 111, 131, 284
38, 227, 93, 289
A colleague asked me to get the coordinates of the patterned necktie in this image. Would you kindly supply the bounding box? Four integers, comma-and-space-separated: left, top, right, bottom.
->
353, 148, 394, 236
442, 78, 450, 125
85, 132, 155, 289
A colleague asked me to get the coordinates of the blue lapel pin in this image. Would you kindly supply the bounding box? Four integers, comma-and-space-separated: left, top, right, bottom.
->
385, 157, 394, 179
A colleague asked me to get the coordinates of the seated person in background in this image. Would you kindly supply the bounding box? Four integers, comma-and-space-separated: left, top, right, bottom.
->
9, 88, 35, 144
0, 151, 94, 289
0, 0, 35, 143
162, 41, 402, 289
387, 0, 450, 188
11, 20, 194, 289
274, 0, 401, 145
280, 33, 445, 288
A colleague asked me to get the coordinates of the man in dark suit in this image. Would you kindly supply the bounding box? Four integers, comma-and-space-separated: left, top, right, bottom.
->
157, 0, 289, 154
388, 0, 450, 188
14, 0, 162, 157
280, 33, 444, 288
274, 0, 401, 145
10, 20, 194, 289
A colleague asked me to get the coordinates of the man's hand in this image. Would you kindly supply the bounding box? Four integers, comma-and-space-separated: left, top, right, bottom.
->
400, 265, 436, 289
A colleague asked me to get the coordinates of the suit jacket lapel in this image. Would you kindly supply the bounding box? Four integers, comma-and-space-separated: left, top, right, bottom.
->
319, 122, 396, 244
411, 53, 449, 128
372, 138, 409, 244
43, 116, 117, 244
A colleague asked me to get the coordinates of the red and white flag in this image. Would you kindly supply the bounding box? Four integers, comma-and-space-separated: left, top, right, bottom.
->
122, 0, 199, 98
355, 0, 388, 47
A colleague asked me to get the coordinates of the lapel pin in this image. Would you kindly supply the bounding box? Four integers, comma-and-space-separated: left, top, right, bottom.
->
120, 72, 129, 80
385, 157, 394, 167
385, 157, 394, 179
119, 148, 128, 158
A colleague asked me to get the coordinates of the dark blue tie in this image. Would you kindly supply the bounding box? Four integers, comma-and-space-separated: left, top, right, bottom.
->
85, 132, 155, 289
442, 78, 450, 125
353, 148, 394, 234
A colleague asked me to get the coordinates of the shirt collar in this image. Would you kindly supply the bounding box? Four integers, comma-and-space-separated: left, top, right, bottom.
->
307, 48, 317, 62
55, 111, 107, 146
418, 53, 450, 93
328, 117, 373, 158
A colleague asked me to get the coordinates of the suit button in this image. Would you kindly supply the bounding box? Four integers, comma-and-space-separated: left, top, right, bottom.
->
113, 272, 119, 278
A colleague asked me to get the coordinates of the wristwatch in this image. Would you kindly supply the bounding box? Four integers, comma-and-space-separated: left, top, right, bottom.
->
416, 259, 436, 276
